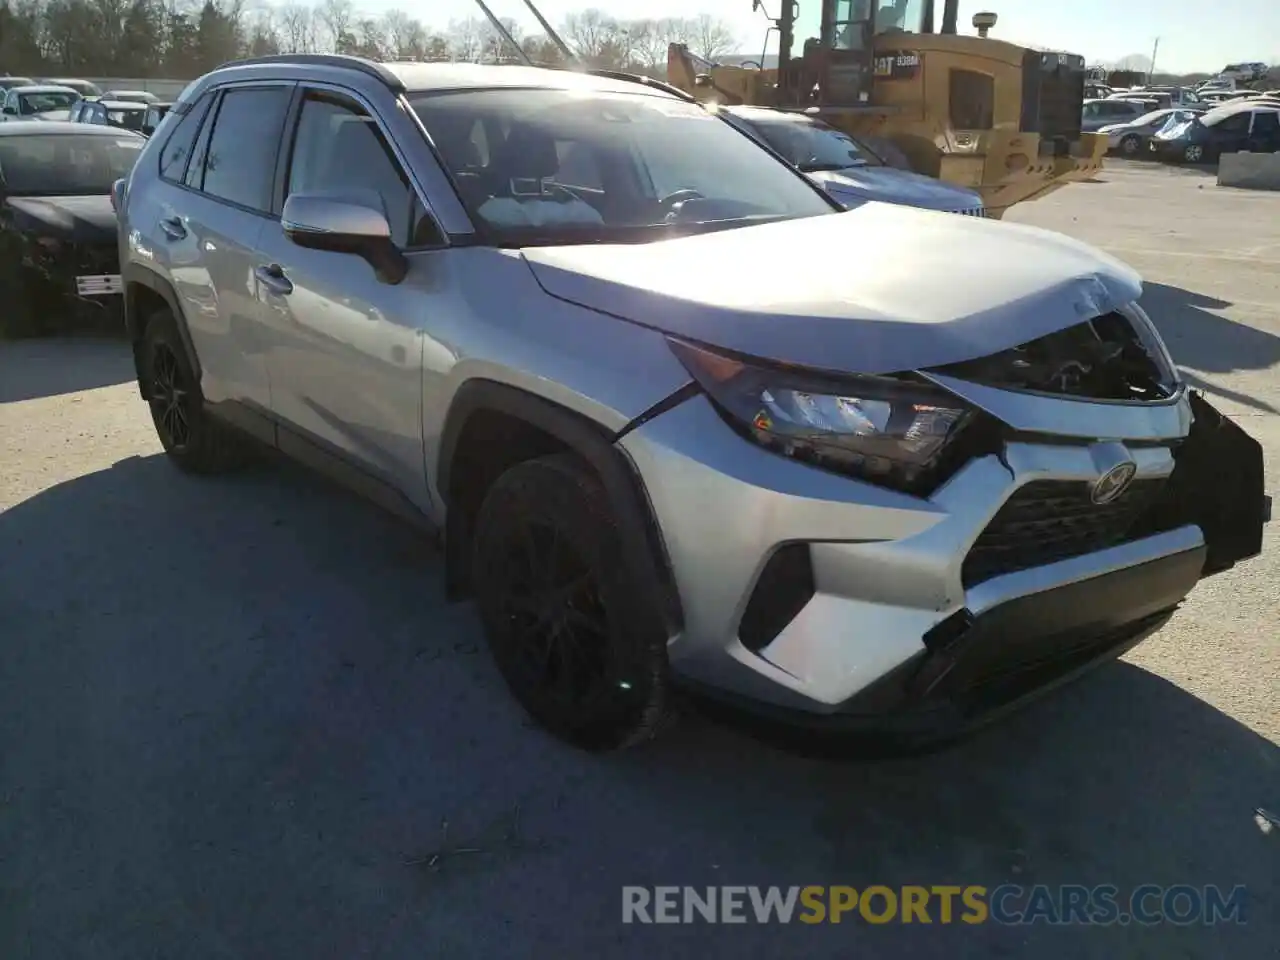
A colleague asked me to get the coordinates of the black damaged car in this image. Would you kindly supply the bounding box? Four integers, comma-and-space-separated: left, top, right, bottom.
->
0, 120, 143, 336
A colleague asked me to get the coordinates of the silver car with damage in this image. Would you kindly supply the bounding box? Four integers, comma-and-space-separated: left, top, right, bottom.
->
116, 56, 1270, 752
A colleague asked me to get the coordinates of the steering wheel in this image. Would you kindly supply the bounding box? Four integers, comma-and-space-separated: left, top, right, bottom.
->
659, 188, 706, 217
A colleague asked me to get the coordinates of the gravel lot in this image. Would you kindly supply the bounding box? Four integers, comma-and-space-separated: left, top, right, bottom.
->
1, 161, 1277, 959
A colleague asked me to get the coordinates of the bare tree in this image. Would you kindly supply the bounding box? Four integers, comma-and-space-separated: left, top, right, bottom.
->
562, 7, 626, 67
627, 17, 677, 70
686, 11, 735, 62
446, 16, 483, 62
277, 2, 315, 52
315, 0, 351, 52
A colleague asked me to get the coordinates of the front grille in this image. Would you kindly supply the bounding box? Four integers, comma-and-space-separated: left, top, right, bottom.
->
962, 478, 1165, 588
951, 206, 988, 218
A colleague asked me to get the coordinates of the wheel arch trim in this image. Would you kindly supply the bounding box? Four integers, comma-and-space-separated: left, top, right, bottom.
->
123, 262, 202, 397
437, 378, 684, 638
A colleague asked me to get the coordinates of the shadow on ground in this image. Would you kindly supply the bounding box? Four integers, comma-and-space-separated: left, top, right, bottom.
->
0, 455, 1275, 959
0, 338, 134, 403
1140, 282, 1280, 413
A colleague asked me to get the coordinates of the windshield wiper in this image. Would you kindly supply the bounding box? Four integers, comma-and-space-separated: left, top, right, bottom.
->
797, 161, 865, 173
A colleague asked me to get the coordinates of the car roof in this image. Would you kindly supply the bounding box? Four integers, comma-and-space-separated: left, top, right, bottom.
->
1203, 100, 1280, 120
98, 99, 148, 109
7, 85, 80, 95
0, 120, 145, 137
102, 89, 152, 96
206, 56, 686, 102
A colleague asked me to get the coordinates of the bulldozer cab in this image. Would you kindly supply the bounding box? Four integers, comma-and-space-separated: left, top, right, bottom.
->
777, 0, 928, 109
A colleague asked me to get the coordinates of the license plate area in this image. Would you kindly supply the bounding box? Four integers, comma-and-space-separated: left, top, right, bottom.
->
76, 275, 123, 297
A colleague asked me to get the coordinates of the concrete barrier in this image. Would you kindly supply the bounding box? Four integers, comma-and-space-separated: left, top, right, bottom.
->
1218, 151, 1280, 191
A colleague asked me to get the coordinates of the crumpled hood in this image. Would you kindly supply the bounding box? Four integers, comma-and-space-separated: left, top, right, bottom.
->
521, 204, 1143, 374
807, 165, 984, 213
5, 195, 117, 243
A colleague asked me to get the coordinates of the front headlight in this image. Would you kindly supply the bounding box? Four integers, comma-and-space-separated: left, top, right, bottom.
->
668, 338, 976, 495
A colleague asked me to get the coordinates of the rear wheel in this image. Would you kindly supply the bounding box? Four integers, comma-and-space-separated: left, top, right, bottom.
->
471, 453, 674, 751
1120, 134, 1142, 156
141, 309, 249, 473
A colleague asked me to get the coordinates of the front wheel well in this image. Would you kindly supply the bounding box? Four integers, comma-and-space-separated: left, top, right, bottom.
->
126, 281, 173, 399
442, 407, 577, 599
436, 383, 683, 637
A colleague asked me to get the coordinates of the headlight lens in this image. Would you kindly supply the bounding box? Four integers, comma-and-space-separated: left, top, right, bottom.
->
669, 338, 975, 494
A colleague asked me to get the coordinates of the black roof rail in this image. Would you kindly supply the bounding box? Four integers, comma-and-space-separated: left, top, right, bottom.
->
218, 53, 405, 92
578, 68, 697, 103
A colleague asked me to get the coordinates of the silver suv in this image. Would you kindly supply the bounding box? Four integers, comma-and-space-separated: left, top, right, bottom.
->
116, 56, 1269, 752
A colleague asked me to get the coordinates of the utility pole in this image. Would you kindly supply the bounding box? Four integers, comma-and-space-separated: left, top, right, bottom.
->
1148, 36, 1160, 82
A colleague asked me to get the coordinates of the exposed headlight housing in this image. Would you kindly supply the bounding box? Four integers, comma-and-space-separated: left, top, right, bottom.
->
668, 338, 978, 495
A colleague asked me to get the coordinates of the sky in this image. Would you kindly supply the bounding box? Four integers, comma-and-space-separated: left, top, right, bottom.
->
412, 0, 1278, 74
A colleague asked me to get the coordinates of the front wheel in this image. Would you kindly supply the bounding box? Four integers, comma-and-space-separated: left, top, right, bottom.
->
471, 453, 674, 751
1183, 143, 1206, 163
1120, 134, 1142, 156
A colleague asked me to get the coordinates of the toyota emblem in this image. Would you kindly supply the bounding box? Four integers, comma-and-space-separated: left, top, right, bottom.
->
1091, 461, 1138, 504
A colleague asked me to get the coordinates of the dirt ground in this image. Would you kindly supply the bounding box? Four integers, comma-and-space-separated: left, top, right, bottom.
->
1, 160, 1276, 958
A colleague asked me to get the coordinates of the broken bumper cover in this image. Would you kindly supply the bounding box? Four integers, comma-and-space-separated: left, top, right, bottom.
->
682, 547, 1201, 748
623, 390, 1267, 747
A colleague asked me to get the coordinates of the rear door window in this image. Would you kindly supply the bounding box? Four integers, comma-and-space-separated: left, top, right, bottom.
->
159, 92, 214, 182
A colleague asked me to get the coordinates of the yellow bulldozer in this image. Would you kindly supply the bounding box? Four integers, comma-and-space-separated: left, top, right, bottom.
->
666, 0, 1108, 217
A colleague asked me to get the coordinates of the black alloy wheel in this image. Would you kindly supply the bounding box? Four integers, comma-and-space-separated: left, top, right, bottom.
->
472, 454, 673, 750
148, 340, 192, 451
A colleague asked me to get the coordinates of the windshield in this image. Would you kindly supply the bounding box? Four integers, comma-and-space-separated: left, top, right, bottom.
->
409, 88, 835, 246
0, 133, 142, 195
741, 114, 876, 171
19, 91, 78, 114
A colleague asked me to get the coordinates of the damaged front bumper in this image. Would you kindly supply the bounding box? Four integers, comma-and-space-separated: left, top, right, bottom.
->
621, 388, 1268, 748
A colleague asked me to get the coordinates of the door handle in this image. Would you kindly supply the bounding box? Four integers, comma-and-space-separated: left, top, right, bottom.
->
254, 263, 293, 296
158, 216, 186, 240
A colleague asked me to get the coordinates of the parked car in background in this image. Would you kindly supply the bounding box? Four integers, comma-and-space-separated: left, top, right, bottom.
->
1218, 62, 1269, 84
73, 98, 147, 132
1149, 102, 1280, 164
1107, 90, 1173, 111
1084, 82, 1113, 100
0, 76, 35, 91
1200, 90, 1251, 105
720, 105, 986, 215
0, 121, 143, 335
40, 78, 102, 97
1082, 99, 1151, 132
1098, 108, 1206, 157
1145, 86, 1205, 107
99, 89, 158, 104
0, 85, 81, 123
140, 101, 172, 136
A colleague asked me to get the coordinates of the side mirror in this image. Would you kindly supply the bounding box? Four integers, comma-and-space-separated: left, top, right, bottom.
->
2, 106, 15, 115
281, 192, 408, 285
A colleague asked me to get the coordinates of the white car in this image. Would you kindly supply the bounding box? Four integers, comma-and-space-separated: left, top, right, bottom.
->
1098, 108, 1204, 156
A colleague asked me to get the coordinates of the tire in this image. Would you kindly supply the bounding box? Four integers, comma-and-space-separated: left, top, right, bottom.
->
471, 453, 674, 751
1184, 143, 1206, 163
1120, 134, 1142, 156
141, 308, 249, 474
